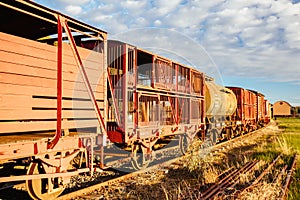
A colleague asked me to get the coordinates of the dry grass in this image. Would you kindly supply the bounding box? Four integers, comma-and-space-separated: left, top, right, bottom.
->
88, 121, 297, 200
276, 136, 293, 155
237, 182, 282, 200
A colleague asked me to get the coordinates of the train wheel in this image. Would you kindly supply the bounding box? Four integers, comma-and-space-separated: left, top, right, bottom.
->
26, 162, 64, 200
233, 128, 239, 137
226, 128, 233, 140
236, 126, 244, 135
179, 134, 191, 155
131, 144, 151, 170
245, 126, 250, 134
209, 129, 218, 145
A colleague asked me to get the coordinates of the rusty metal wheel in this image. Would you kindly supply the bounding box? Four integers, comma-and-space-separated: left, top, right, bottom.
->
237, 125, 243, 135
233, 127, 239, 137
244, 125, 250, 134
179, 134, 191, 155
131, 144, 151, 170
26, 162, 64, 200
226, 128, 233, 140
209, 129, 218, 145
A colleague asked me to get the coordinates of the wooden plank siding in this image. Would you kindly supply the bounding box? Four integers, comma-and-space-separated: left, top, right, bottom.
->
0, 32, 106, 134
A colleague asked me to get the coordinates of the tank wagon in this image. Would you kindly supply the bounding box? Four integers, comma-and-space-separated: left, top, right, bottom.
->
205, 77, 237, 143
0, 1, 270, 199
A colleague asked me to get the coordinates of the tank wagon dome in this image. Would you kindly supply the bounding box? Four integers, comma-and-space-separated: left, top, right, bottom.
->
205, 80, 237, 117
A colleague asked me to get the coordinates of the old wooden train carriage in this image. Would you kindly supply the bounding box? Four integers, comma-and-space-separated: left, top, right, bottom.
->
0, 0, 108, 199
106, 40, 206, 168
0, 1, 272, 199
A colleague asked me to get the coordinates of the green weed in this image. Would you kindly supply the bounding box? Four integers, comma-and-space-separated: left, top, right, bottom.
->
276, 117, 300, 200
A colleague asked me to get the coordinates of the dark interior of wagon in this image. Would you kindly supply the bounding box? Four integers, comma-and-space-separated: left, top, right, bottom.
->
0, 0, 105, 41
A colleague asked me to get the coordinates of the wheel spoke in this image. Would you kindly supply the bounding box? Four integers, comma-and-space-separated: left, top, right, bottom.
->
179, 134, 190, 155
26, 162, 64, 200
131, 144, 151, 170
209, 129, 218, 145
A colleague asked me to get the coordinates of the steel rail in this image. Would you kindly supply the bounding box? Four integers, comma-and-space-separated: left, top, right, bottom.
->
280, 154, 297, 200
208, 124, 265, 155
102, 145, 180, 167
232, 154, 286, 199
251, 153, 282, 185
275, 165, 288, 183
0, 168, 89, 183
199, 125, 272, 199
56, 155, 184, 200
227, 160, 259, 189
201, 160, 258, 200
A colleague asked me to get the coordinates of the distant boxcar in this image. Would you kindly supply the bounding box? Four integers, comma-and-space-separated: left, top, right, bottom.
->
227, 87, 257, 133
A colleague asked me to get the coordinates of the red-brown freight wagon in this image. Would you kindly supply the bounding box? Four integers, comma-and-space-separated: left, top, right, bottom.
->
249, 90, 268, 127
227, 87, 257, 133
264, 99, 271, 124
105, 40, 206, 168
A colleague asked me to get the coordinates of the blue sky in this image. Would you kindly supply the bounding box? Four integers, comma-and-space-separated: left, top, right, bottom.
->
35, 0, 300, 106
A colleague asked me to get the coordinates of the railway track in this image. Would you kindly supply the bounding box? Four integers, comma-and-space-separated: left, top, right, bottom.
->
280, 154, 297, 200
207, 125, 270, 157
200, 150, 298, 199
56, 125, 270, 200
201, 160, 259, 199
57, 155, 183, 200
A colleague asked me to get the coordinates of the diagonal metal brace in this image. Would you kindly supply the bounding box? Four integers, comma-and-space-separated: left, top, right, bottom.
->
62, 19, 107, 136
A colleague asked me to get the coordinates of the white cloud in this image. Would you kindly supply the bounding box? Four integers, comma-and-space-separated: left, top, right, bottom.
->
120, 0, 147, 10
36, 0, 300, 86
65, 5, 82, 15
57, 0, 91, 5
150, 0, 183, 15
154, 19, 162, 26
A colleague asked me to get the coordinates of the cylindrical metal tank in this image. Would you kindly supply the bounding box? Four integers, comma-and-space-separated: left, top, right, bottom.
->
205, 81, 237, 117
